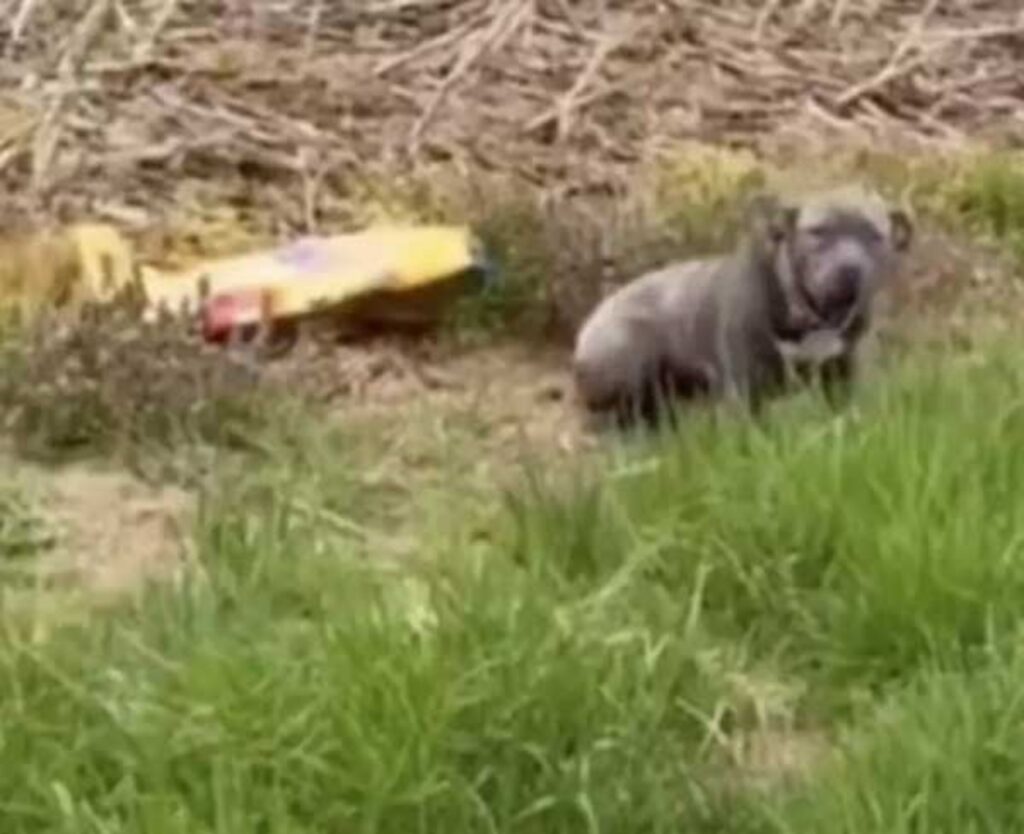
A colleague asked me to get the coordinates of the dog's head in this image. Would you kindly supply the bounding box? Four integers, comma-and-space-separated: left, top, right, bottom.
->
746, 186, 914, 338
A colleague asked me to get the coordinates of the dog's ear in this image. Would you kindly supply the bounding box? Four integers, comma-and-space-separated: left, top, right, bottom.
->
888, 207, 914, 253
746, 192, 797, 247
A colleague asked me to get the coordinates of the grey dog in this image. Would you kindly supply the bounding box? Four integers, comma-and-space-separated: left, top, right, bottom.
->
572, 186, 914, 429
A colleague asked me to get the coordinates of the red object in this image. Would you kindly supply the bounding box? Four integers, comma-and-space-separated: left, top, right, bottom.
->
201, 289, 269, 343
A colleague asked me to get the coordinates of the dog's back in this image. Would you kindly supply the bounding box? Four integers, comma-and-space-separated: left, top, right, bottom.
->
572, 257, 722, 413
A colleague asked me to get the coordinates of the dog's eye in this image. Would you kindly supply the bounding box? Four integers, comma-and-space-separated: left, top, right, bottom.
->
864, 226, 884, 246
803, 226, 830, 246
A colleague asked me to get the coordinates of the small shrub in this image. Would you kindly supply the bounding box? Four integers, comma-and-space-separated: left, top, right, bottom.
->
651, 141, 767, 253
838, 147, 1024, 264
941, 151, 1024, 264
0, 291, 280, 467
0, 487, 54, 562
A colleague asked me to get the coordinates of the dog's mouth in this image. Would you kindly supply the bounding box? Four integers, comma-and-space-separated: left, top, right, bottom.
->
774, 283, 853, 356
798, 274, 859, 331
773, 281, 827, 341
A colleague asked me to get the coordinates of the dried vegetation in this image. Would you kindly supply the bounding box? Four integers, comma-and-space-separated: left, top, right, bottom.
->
0, 292, 276, 466
0, 0, 1021, 237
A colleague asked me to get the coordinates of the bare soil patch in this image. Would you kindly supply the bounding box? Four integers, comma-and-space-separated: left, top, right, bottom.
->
271, 338, 590, 509
7, 458, 194, 598
0, 339, 579, 598
282, 339, 580, 450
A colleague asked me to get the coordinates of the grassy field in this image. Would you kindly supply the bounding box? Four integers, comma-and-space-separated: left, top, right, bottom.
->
3, 337, 1024, 831
3, 146, 1024, 831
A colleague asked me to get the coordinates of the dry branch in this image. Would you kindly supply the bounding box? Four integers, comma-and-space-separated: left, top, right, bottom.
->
0, 0, 1020, 232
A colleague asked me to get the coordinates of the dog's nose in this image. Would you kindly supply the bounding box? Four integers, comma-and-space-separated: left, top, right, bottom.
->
828, 264, 861, 313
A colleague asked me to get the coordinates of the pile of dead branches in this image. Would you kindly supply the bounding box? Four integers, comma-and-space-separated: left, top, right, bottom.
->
0, 0, 1021, 235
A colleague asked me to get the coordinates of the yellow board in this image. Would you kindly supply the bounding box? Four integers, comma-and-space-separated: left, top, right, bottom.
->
0, 221, 491, 334
355, 226, 486, 290
142, 224, 488, 323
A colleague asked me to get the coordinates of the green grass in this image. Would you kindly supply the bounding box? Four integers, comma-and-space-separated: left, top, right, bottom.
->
595, 350, 1024, 689
4, 336, 1024, 830
770, 651, 1024, 833
0, 425, 746, 832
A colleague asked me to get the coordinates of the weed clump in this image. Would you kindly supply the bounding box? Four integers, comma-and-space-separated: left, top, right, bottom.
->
651, 141, 767, 251
939, 150, 1024, 264
818, 147, 1024, 266
344, 145, 771, 343
0, 486, 55, 562
0, 291, 278, 466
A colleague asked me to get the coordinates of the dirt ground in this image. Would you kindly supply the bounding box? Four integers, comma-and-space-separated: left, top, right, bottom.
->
1, 338, 584, 602
288, 340, 582, 452
6, 456, 193, 596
